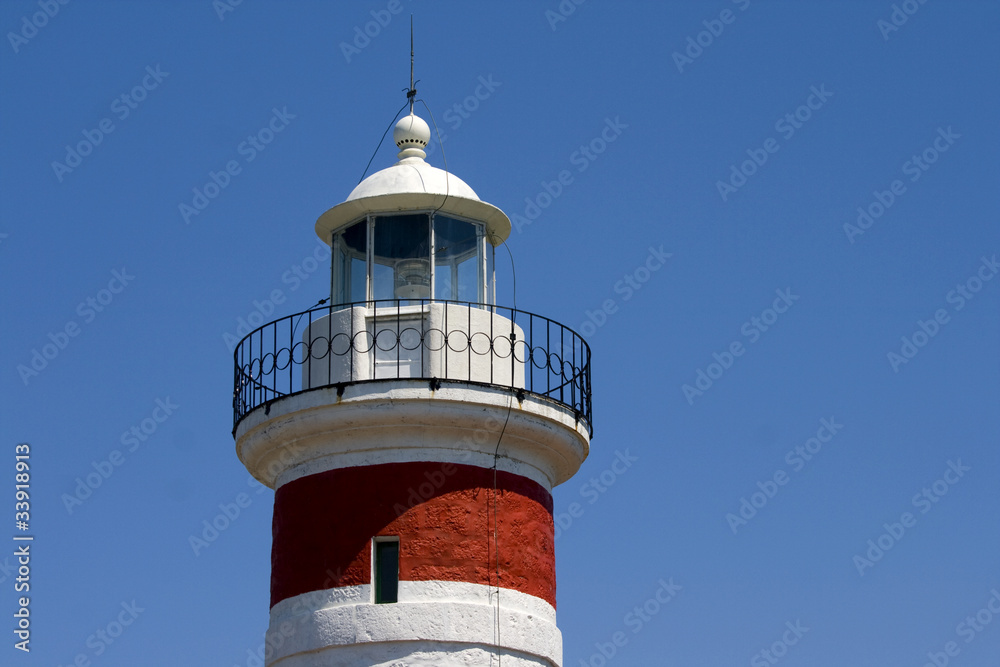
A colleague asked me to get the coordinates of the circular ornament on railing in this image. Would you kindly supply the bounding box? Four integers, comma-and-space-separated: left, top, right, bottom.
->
446, 330, 470, 353
424, 328, 445, 351
330, 332, 351, 356
309, 336, 331, 360
375, 328, 398, 352
547, 352, 562, 374
531, 345, 548, 370
291, 341, 309, 365
353, 330, 375, 354
399, 327, 422, 351
275, 346, 291, 371
470, 331, 492, 356
261, 352, 276, 375
493, 334, 513, 359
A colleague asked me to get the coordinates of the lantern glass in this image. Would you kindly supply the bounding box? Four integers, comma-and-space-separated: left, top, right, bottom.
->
373, 214, 431, 303
330, 212, 496, 306
433, 216, 481, 302
331, 219, 367, 305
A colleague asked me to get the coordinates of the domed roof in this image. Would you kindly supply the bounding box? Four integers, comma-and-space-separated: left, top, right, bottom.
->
316, 112, 511, 244
346, 157, 480, 202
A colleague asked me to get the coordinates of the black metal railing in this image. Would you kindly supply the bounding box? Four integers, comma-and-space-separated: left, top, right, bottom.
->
232, 299, 592, 435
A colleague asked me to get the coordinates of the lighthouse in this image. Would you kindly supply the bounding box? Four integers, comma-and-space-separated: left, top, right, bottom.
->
231, 103, 592, 666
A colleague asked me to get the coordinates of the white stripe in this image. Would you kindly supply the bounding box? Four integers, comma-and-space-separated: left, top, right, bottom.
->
266, 581, 560, 666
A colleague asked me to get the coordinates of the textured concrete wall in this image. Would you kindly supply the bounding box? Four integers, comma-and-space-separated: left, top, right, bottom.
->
271, 460, 555, 608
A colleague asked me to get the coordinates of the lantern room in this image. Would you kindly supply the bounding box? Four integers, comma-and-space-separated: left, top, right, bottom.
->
316, 112, 510, 307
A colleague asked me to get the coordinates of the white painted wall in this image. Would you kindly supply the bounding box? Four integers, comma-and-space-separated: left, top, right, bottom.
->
302, 303, 526, 389
266, 581, 560, 667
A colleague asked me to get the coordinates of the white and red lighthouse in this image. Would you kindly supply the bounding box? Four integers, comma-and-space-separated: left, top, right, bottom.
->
232, 107, 592, 666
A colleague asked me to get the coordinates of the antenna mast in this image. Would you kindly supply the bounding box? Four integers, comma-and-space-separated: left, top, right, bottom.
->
407, 15, 417, 114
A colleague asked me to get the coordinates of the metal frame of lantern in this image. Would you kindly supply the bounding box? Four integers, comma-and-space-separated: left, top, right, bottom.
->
329, 210, 496, 307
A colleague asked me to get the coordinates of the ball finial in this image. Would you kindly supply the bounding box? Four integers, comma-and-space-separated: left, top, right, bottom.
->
394, 113, 431, 160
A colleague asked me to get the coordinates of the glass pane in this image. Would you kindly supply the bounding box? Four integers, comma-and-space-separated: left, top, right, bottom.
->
485, 235, 495, 304
373, 263, 394, 300
374, 214, 430, 303
332, 219, 367, 305
457, 254, 477, 302
374, 540, 398, 604
350, 256, 367, 302
332, 238, 347, 305
434, 216, 481, 302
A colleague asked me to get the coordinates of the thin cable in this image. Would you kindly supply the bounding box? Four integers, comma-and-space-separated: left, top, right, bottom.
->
416, 98, 451, 216
358, 101, 409, 184
488, 239, 517, 665
499, 240, 516, 313
289, 296, 331, 348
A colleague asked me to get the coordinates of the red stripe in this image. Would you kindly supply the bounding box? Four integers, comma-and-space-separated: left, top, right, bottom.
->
270, 461, 556, 608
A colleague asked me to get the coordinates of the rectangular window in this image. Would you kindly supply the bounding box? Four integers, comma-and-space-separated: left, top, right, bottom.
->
373, 537, 399, 604
373, 214, 430, 304
484, 236, 495, 305
331, 219, 368, 305
433, 215, 481, 302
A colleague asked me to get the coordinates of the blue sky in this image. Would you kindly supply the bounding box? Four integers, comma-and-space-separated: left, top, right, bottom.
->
1, 1, 998, 665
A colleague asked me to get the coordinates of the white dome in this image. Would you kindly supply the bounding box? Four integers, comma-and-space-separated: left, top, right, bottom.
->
346, 157, 480, 202
315, 111, 511, 244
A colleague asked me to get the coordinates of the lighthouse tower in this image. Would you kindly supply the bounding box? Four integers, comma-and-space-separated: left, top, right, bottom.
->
231, 107, 592, 666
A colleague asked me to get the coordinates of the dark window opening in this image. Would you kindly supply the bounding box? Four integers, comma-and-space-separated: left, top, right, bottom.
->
374, 538, 399, 604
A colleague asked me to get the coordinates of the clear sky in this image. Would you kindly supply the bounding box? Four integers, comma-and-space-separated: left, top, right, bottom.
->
2, 1, 998, 666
